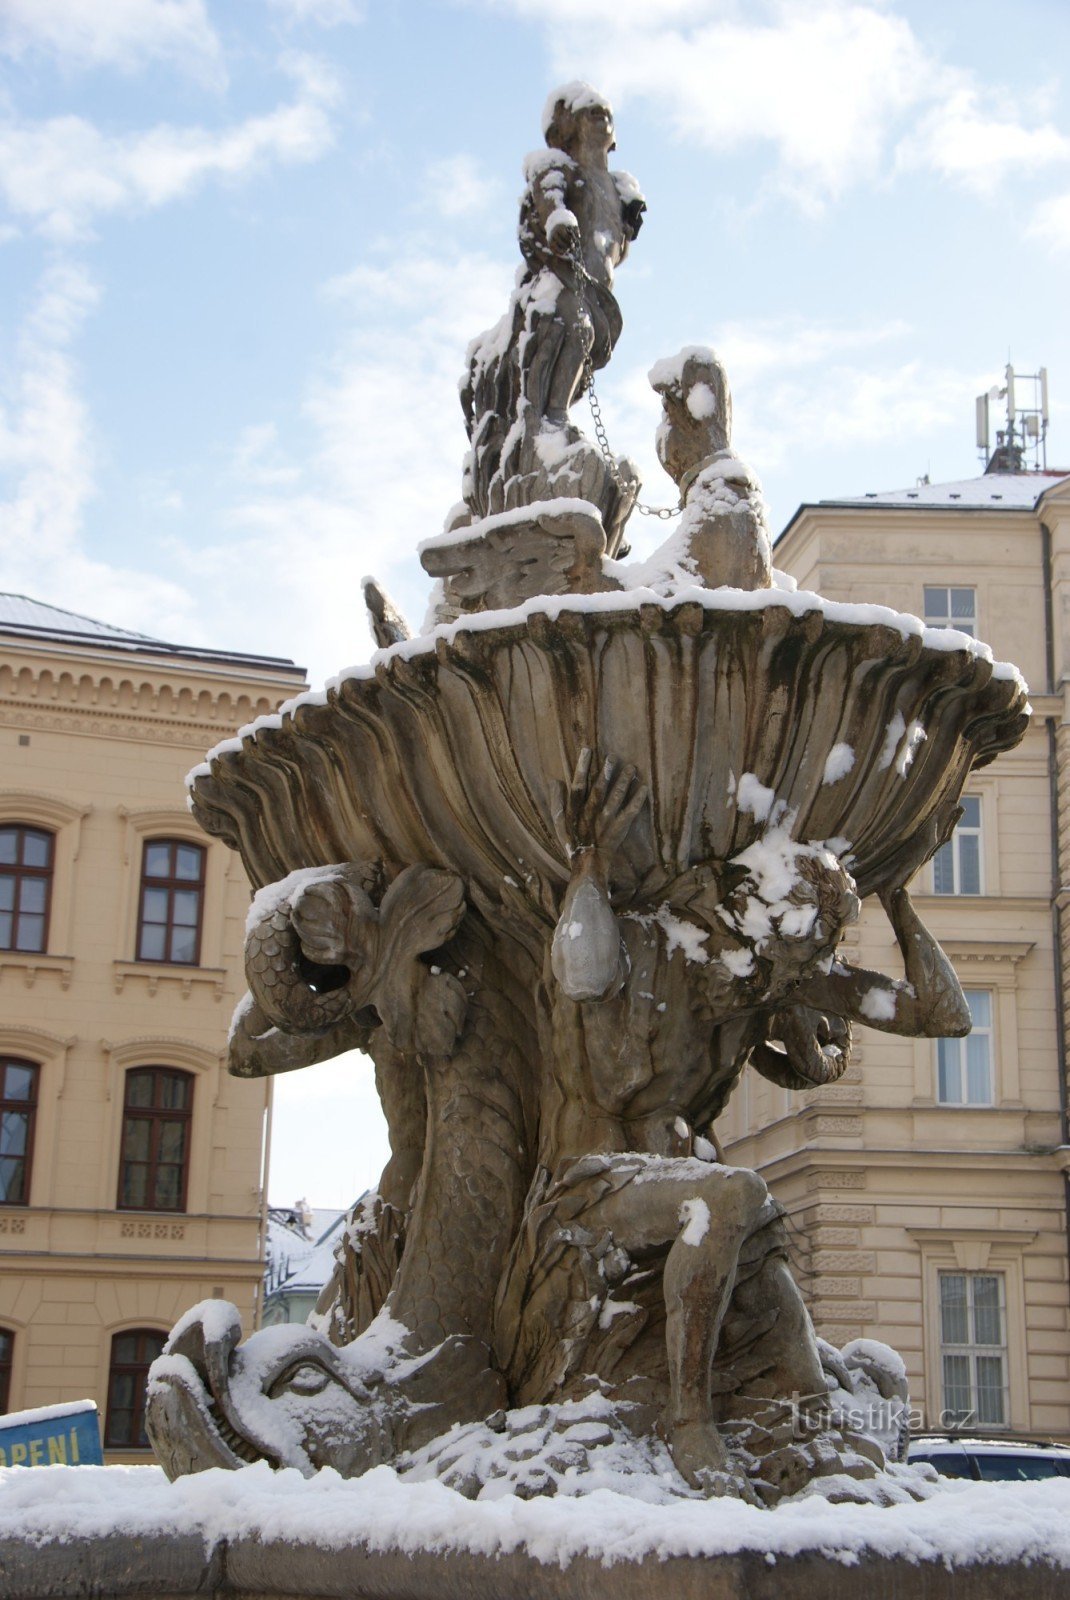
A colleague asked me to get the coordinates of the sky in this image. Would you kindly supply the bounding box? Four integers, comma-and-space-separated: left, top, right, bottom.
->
3, 0, 1070, 1208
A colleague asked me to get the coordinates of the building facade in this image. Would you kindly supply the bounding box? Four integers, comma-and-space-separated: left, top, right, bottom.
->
0, 595, 305, 1460
720, 469, 1070, 1440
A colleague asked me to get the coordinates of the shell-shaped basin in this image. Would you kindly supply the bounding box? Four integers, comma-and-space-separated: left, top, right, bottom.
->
188, 589, 1028, 905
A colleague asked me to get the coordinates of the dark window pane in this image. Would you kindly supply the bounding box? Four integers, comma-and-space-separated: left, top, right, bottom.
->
159, 1074, 189, 1111
142, 887, 169, 923
154, 1166, 181, 1209
19, 879, 46, 914
3, 1064, 35, 1101
933, 841, 954, 894
973, 1277, 1003, 1344
959, 835, 981, 894
121, 1164, 148, 1208
924, 587, 950, 619
0, 1331, 11, 1361
940, 1275, 968, 1343
171, 891, 199, 927
0, 1113, 28, 1157
0, 831, 16, 864
937, 1039, 960, 1103
15, 914, 45, 952
157, 1121, 185, 1164
0, 912, 10, 947
138, 924, 167, 961
122, 1117, 151, 1162
169, 925, 196, 964
0, 879, 14, 910
0, 1156, 26, 1204
22, 833, 51, 869
144, 843, 172, 877
976, 1455, 1063, 1480
951, 588, 975, 619
126, 1073, 154, 1108
175, 847, 203, 881
111, 1372, 136, 1406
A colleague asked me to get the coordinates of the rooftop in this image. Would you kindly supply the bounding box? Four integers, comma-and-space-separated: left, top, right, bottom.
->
820, 470, 1069, 512
0, 593, 303, 676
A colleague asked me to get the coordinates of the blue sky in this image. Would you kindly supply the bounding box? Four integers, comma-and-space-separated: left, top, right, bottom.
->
3, 0, 1070, 1207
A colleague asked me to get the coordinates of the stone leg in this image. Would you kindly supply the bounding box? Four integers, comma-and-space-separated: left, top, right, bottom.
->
586, 1162, 768, 1490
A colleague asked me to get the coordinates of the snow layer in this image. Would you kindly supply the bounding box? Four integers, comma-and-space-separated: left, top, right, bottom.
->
188, 586, 1026, 784
2, 1462, 1068, 1572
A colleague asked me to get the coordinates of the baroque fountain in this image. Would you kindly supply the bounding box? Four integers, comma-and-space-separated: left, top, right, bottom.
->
128, 81, 1043, 1590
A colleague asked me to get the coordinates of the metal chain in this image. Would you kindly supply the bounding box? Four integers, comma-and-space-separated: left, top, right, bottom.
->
582, 355, 680, 520
566, 241, 681, 521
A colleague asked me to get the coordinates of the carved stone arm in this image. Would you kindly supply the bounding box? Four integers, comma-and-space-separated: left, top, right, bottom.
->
795, 886, 970, 1039
227, 993, 375, 1080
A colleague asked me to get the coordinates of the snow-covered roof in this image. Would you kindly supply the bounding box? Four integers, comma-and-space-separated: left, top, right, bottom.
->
824, 471, 1068, 511
265, 1207, 347, 1299
0, 591, 302, 676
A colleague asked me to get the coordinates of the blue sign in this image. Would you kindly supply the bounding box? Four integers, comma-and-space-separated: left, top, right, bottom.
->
0, 1400, 102, 1468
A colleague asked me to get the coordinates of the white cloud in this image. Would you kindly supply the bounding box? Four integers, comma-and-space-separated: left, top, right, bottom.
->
490, 0, 1070, 209
1030, 191, 1070, 254
0, 259, 200, 638
424, 154, 502, 219
265, 0, 365, 24
899, 85, 1070, 194
0, 0, 223, 82
0, 60, 340, 241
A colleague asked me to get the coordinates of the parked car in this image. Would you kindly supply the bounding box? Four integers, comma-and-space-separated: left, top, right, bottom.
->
908, 1434, 1070, 1481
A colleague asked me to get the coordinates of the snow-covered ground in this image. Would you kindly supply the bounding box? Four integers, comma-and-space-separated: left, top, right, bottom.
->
1, 1462, 1068, 1572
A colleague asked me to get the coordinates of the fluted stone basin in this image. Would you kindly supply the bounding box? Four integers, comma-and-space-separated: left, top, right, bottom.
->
188, 588, 1028, 901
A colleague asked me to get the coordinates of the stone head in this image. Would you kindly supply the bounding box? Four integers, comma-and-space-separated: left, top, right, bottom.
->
543, 81, 615, 159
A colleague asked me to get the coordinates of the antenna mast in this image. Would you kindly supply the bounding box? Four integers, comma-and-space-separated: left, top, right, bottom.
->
976, 364, 1050, 473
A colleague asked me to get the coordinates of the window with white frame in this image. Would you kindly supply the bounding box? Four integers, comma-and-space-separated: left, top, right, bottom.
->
933, 796, 982, 895
936, 990, 993, 1104
939, 1271, 1008, 1427
923, 586, 976, 637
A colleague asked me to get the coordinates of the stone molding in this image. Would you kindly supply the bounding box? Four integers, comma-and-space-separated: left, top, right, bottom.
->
0, 1531, 1065, 1600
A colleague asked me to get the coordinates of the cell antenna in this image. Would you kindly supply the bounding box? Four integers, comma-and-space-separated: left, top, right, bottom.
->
976, 363, 1050, 473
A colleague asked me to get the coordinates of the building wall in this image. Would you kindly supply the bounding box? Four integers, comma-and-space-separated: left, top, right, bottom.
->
0, 625, 305, 1460
721, 481, 1070, 1438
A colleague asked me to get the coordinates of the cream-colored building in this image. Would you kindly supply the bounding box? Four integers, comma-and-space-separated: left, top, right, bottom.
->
0, 595, 305, 1460
721, 466, 1070, 1440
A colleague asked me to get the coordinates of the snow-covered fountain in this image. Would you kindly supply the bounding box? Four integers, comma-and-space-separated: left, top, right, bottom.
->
6, 82, 1067, 1600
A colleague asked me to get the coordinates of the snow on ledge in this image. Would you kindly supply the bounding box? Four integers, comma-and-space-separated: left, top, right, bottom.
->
1, 1464, 1069, 1572
185, 585, 1028, 787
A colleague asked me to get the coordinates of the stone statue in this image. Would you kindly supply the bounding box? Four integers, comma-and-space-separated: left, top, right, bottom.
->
420, 83, 644, 623
150, 87, 1031, 1511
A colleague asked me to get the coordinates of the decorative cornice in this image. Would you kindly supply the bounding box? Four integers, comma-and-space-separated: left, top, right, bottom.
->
0, 651, 292, 742
940, 938, 1035, 966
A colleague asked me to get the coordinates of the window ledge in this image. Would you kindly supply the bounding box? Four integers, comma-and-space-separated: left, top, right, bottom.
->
0, 952, 74, 990
112, 960, 226, 1000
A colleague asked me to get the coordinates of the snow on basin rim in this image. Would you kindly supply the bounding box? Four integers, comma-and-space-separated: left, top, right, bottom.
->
2, 1465, 1069, 1572
186, 585, 1027, 785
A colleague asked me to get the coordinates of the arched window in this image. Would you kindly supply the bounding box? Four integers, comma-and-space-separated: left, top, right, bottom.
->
0, 825, 54, 953
0, 1328, 13, 1414
104, 1329, 166, 1448
117, 1068, 193, 1212
0, 1058, 38, 1205
136, 839, 206, 965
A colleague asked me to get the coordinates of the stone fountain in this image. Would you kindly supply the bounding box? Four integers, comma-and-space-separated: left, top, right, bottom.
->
132, 81, 1038, 1584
